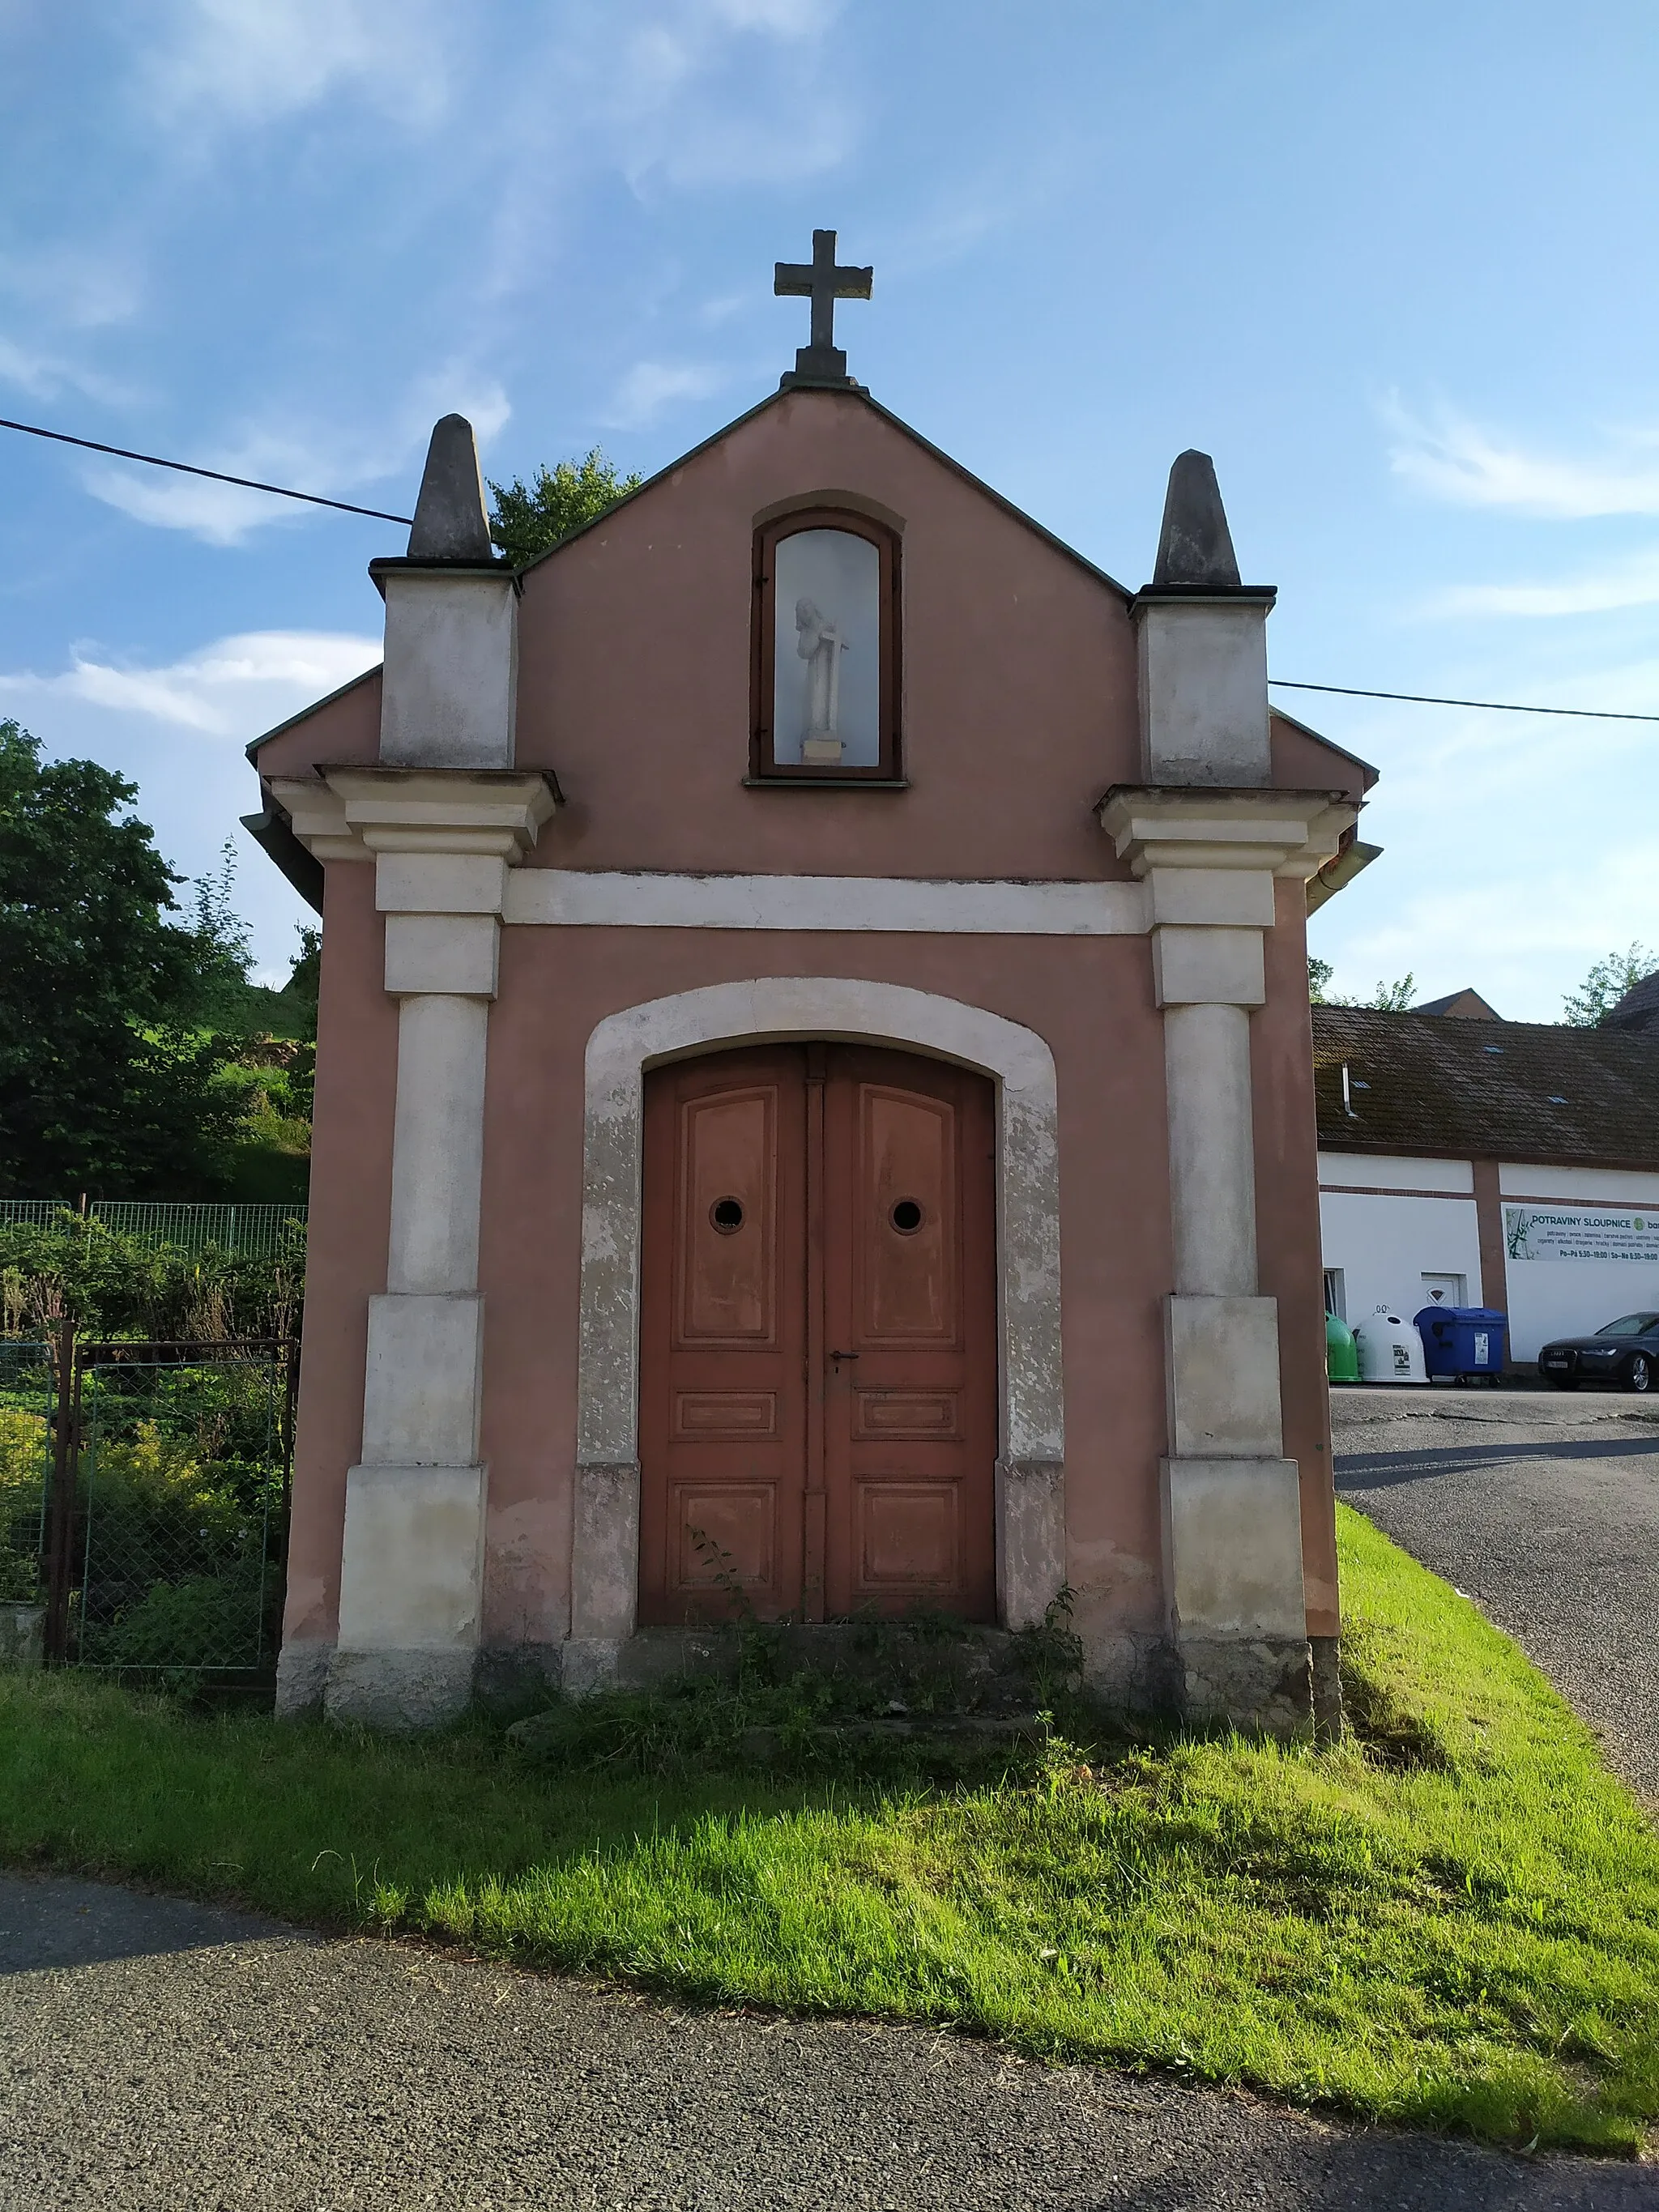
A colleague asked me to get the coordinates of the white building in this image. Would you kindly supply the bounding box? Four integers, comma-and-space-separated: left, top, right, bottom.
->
1313, 986, 1659, 1366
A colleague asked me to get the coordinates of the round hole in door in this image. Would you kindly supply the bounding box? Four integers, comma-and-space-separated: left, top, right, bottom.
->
710, 1196, 745, 1234
889, 1198, 923, 1234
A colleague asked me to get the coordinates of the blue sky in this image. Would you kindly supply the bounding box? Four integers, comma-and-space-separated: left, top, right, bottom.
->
2, 0, 1656, 1015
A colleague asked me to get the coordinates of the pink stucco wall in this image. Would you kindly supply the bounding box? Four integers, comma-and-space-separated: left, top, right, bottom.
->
266, 386, 1361, 1663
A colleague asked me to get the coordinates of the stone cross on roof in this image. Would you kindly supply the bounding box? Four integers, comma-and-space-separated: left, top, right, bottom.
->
774, 228, 872, 390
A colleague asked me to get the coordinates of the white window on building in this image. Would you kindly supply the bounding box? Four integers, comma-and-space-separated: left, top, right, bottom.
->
1421, 1272, 1467, 1311
1324, 1268, 1346, 1320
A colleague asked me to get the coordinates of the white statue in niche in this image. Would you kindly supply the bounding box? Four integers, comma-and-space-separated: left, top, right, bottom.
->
795, 595, 847, 765
770, 528, 879, 768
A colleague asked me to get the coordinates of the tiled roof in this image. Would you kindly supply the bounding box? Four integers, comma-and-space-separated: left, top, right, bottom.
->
1609, 969, 1659, 1030
1311, 1005, 1659, 1170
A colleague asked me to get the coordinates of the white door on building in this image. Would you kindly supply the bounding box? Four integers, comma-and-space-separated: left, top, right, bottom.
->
1421, 1272, 1467, 1311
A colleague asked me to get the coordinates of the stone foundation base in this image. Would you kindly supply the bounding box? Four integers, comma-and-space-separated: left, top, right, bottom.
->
475, 1642, 564, 1714
1309, 1634, 1344, 1742
272, 1625, 1323, 1737
0, 1601, 45, 1672
275, 1639, 331, 1719
1177, 1634, 1313, 1740
1078, 1630, 1183, 1712
563, 1624, 1035, 1708
324, 1647, 478, 1730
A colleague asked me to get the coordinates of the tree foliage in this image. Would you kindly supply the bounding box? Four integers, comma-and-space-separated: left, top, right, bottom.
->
0, 1215, 305, 1341
1562, 942, 1654, 1027
0, 721, 252, 1199
487, 449, 644, 567
1307, 956, 1417, 1010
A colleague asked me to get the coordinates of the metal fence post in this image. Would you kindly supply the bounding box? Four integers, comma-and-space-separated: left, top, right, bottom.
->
43, 1319, 77, 1664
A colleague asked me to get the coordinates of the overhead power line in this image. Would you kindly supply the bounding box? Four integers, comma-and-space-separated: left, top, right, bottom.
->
1270, 679, 1659, 724
0, 414, 415, 526
2, 414, 1657, 722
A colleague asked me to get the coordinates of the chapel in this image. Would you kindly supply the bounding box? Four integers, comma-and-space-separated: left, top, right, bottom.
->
246, 232, 1375, 1736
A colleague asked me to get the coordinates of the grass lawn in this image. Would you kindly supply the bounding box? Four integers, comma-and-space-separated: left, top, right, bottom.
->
2, 1503, 1656, 2155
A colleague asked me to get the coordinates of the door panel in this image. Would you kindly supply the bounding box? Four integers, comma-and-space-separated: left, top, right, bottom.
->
638, 1042, 997, 1626
676, 1090, 778, 1345
857, 1088, 959, 1343
638, 1049, 806, 1624
858, 1481, 961, 1592
824, 1047, 997, 1620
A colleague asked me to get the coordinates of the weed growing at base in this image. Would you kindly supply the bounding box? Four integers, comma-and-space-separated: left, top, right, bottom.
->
1, 1506, 1655, 2154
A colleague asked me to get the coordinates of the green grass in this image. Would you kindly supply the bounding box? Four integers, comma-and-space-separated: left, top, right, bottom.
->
2, 1504, 1656, 2154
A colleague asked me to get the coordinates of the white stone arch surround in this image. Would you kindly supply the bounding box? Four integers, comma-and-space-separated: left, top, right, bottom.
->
569, 978, 1065, 1646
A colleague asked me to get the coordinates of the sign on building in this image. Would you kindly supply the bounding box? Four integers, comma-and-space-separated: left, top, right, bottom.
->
1504, 1205, 1659, 1264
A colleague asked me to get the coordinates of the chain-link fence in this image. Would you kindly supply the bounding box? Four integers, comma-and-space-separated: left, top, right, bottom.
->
0, 1340, 53, 1609
0, 1203, 307, 1257
52, 1340, 294, 1678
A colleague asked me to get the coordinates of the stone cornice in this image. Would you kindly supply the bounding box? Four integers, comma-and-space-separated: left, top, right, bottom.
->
1097, 785, 1358, 880
268, 767, 559, 866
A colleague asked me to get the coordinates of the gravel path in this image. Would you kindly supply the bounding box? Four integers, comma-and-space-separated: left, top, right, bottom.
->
0, 1872, 1648, 2210
1333, 1385, 1659, 1802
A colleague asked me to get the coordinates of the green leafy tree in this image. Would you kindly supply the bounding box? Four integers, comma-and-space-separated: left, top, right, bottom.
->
1307, 956, 1416, 1010
181, 838, 256, 1031
1370, 972, 1417, 1012
1562, 942, 1654, 1026
487, 449, 644, 566
0, 720, 245, 1198
283, 925, 320, 1019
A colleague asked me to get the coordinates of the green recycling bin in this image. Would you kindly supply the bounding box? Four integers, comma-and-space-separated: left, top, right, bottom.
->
1326, 1310, 1359, 1383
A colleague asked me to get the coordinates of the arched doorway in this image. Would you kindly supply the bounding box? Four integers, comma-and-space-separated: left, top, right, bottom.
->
637, 1042, 998, 1624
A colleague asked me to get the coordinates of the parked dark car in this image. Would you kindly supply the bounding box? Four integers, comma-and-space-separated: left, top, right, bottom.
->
1537, 1312, 1659, 1392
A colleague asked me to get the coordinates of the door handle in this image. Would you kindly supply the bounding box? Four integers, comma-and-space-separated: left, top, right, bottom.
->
828, 1349, 859, 1362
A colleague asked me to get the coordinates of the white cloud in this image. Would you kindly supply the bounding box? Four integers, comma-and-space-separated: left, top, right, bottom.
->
0, 631, 380, 739
1432, 548, 1659, 619
80, 466, 296, 547
537, 0, 851, 200
0, 242, 144, 333
601, 360, 727, 429
1321, 842, 1659, 1006
0, 335, 134, 407
74, 369, 510, 545
147, 0, 451, 130
1387, 399, 1659, 518
706, 0, 828, 29
402, 373, 512, 454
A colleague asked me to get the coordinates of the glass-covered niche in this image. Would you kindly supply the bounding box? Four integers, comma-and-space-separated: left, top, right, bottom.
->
752, 509, 899, 780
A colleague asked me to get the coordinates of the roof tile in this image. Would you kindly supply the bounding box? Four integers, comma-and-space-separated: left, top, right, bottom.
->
1311, 1005, 1659, 1170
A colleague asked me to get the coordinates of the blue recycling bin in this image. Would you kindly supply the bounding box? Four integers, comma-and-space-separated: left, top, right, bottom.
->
1414, 1306, 1507, 1380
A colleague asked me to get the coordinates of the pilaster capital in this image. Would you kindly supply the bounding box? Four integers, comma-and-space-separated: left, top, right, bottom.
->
267, 766, 559, 910
1098, 785, 1358, 880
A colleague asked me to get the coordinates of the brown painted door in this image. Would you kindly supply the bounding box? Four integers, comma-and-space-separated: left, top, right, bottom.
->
822, 1047, 997, 1619
638, 1047, 808, 1625
638, 1044, 996, 1625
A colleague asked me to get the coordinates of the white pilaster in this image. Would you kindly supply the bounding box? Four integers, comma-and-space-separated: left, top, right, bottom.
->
1101, 785, 1354, 1734
386, 993, 492, 1293
274, 766, 557, 1728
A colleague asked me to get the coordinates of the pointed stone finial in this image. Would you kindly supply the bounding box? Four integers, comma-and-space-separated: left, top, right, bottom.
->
407, 414, 494, 561
1153, 450, 1241, 588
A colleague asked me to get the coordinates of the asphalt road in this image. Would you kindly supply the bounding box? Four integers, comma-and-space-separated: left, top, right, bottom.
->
0, 1872, 1650, 2211
1333, 1383, 1659, 1803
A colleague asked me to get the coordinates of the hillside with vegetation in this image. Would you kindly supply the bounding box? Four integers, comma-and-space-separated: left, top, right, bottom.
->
0, 718, 314, 1207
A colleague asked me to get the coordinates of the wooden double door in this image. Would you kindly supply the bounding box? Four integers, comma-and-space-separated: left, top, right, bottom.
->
638, 1043, 997, 1624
